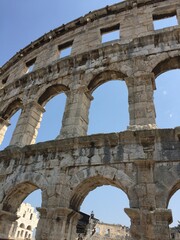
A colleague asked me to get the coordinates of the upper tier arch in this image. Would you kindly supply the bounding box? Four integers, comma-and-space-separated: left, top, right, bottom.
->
1, 98, 23, 120
37, 84, 69, 106
152, 56, 180, 78
88, 70, 127, 93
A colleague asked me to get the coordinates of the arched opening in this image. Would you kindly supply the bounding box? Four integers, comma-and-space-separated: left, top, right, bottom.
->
3, 182, 40, 213
23, 189, 41, 239
36, 93, 66, 142
0, 98, 22, 150
19, 223, 25, 229
3, 184, 42, 240
36, 87, 67, 142
88, 80, 129, 134
27, 225, 32, 231
168, 188, 180, 239
154, 69, 180, 128
0, 109, 21, 150
168, 189, 180, 226
70, 172, 132, 239
77, 185, 131, 239
37, 84, 68, 106
80, 185, 130, 226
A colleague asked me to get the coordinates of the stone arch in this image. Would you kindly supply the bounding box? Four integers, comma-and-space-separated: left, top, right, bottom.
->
152, 56, 180, 78
2, 172, 48, 213
155, 165, 180, 209
152, 56, 180, 128
69, 166, 135, 211
88, 70, 127, 93
37, 84, 69, 107
166, 180, 180, 208
2, 182, 39, 214
1, 98, 23, 120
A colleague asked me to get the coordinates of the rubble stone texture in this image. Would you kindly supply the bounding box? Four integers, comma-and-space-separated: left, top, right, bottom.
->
91, 222, 132, 239
0, 0, 180, 239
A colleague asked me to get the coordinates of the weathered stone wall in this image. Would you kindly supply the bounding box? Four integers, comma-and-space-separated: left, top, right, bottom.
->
0, 130, 179, 239
92, 222, 131, 239
0, 0, 180, 239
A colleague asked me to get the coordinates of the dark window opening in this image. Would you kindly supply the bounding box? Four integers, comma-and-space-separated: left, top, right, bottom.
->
30, 213, 33, 220
153, 12, 178, 30
171, 233, 175, 239
58, 41, 73, 58
23, 211, 26, 218
20, 223, 25, 229
26, 57, 36, 73
101, 24, 120, 43
27, 225, 32, 231
2, 75, 9, 85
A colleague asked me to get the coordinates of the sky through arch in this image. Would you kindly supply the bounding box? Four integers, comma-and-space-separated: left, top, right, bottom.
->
80, 185, 130, 226
88, 80, 129, 134
154, 69, 180, 128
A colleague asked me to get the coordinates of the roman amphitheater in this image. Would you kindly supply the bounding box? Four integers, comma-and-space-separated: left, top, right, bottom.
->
0, 0, 180, 239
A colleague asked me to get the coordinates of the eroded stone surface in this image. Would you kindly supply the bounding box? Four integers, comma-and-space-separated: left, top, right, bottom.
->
0, 0, 180, 239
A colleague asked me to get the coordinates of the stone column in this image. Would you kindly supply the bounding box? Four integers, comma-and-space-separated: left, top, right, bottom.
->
125, 208, 172, 240
36, 207, 81, 240
177, 7, 180, 25
125, 160, 172, 239
126, 73, 157, 130
0, 117, 10, 145
10, 101, 45, 147
135, 160, 156, 210
0, 210, 18, 239
57, 86, 93, 139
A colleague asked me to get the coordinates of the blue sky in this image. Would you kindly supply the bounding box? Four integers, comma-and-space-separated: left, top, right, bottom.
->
1, 0, 180, 228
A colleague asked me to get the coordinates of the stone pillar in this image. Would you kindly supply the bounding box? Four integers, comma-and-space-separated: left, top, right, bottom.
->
36, 207, 81, 240
125, 208, 172, 240
0, 117, 10, 145
125, 160, 172, 239
135, 160, 156, 210
10, 102, 45, 147
0, 210, 18, 239
126, 73, 157, 130
177, 7, 180, 25
57, 86, 93, 139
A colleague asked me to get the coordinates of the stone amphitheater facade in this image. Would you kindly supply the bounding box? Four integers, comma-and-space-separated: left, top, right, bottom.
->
0, 0, 180, 239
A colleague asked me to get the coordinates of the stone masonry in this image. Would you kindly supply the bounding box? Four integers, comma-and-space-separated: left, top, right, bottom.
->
91, 222, 131, 239
0, 0, 180, 239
